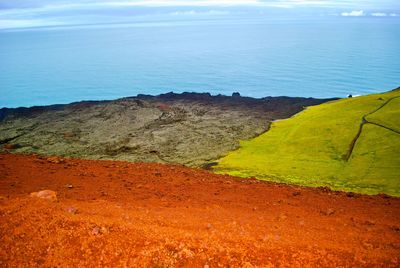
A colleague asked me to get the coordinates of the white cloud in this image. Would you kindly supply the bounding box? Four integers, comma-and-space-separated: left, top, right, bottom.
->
371, 12, 387, 16
0, 0, 372, 11
341, 10, 365, 16
170, 10, 230, 15
61, 0, 264, 8
0, 19, 62, 29
370, 12, 399, 17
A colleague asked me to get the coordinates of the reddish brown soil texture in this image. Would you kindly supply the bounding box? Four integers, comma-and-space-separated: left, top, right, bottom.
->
0, 153, 399, 267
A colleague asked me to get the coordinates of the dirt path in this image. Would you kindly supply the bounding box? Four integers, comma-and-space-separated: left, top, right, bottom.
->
345, 96, 400, 161
0, 153, 399, 267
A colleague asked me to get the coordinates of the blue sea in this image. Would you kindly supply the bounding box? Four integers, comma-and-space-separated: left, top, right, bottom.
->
0, 17, 399, 108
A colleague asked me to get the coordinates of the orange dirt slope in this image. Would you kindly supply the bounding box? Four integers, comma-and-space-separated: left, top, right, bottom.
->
0, 153, 399, 267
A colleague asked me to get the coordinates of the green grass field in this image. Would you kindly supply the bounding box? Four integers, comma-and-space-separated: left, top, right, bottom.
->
214, 89, 400, 196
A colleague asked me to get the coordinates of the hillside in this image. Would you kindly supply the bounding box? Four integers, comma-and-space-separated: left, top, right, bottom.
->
214, 88, 400, 196
1, 154, 399, 267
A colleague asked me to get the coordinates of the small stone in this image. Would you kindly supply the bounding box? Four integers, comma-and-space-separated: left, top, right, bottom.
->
232, 92, 241, 97
277, 213, 287, 221
362, 241, 374, 250
65, 184, 73, 189
292, 191, 301, 196
377, 193, 390, 199
66, 207, 78, 214
47, 156, 64, 164
391, 225, 400, 232
318, 186, 331, 193
327, 208, 335, 215
30, 190, 57, 202
3, 144, 17, 150
91, 226, 101, 235
321, 208, 335, 216
63, 132, 76, 139
364, 220, 375, 226
346, 192, 357, 198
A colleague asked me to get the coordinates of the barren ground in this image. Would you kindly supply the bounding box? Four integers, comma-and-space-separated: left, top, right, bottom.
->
0, 93, 331, 167
0, 153, 399, 267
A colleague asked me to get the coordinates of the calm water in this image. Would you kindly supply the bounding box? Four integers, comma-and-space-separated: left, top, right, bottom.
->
0, 17, 399, 108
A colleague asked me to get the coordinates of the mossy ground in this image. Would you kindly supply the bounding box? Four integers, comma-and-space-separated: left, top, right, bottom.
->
214, 89, 400, 196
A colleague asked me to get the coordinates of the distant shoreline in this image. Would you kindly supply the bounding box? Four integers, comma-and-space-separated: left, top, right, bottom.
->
0, 91, 338, 110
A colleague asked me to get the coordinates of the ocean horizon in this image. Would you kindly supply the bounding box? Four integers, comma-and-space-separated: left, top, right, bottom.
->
1, 16, 399, 108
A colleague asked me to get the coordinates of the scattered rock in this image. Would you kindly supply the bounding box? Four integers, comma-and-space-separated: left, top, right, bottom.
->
232, 92, 241, 97
65, 184, 74, 189
3, 144, 18, 150
377, 193, 390, 199
390, 225, 400, 232
47, 156, 64, 164
201, 162, 218, 170
320, 208, 335, 216
292, 191, 301, 197
91, 226, 101, 235
156, 103, 171, 112
63, 132, 76, 139
318, 187, 331, 193
364, 220, 376, 226
346, 192, 357, 198
30, 190, 57, 202
91, 226, 108, 236
362, 241, 374, 250
277, 213, 288, 221
66, 207, 78, 214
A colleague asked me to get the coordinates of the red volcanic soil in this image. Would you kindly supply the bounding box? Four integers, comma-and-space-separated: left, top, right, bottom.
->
0, 153, 399, 267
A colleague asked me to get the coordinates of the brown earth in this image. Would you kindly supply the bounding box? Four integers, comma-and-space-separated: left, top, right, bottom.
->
0, 153, 399, 267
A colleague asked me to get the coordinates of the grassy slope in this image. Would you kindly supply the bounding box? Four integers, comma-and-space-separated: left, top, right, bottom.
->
214, 89, 400, 196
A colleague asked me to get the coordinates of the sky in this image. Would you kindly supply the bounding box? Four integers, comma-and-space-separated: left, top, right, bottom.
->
0, 0, 399, 29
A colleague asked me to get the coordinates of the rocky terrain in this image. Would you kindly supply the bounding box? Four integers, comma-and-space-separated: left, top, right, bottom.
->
0, 92, 332, 167
0, 153, 399, 267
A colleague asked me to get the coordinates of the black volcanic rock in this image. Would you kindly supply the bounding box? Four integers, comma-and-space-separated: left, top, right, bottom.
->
0, 92, 335, 167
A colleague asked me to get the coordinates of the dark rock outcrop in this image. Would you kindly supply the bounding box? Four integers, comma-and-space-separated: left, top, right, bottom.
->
0, 92, 334, 167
